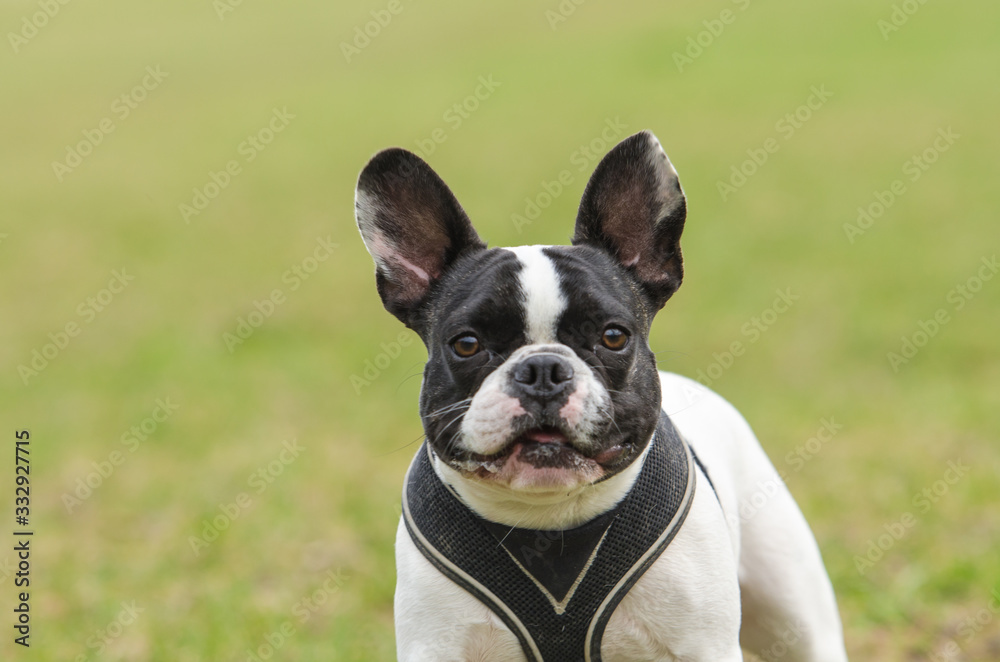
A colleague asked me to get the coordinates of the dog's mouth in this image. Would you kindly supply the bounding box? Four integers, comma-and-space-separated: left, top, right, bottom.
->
453, 426, 628, 481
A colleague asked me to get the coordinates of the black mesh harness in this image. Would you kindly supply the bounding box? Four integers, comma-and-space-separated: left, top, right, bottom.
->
402, 411, 698, 661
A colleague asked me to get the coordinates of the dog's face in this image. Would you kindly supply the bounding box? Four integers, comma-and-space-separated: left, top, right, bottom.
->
356, 131, 686, 493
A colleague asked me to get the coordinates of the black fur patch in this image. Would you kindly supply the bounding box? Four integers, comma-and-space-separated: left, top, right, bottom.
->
572, 130, 686, 311
418, 244, 661, 478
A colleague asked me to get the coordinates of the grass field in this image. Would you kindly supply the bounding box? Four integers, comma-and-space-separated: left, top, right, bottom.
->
1, 0, 998, 659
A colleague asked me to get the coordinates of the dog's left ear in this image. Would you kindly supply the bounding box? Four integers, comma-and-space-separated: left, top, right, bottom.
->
572, 130, 686, 311
355, 148, 486, 330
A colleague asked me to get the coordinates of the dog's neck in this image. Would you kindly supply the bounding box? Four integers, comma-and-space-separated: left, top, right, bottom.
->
432, 440, 652, 530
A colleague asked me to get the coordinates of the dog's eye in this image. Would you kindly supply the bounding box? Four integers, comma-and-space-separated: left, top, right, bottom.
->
452, 335, 481, 358
600, 327, 629, 350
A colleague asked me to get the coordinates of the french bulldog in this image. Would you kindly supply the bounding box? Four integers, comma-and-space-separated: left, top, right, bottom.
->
355, 131, 849, 661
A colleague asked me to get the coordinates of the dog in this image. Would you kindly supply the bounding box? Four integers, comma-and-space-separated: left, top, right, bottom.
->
355, 131, 849, 661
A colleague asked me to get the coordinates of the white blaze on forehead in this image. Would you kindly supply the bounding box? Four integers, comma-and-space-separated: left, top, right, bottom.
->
504, 245, 566, 344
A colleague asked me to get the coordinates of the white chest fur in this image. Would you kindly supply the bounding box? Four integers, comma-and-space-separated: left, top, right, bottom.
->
394, 372, 748, 661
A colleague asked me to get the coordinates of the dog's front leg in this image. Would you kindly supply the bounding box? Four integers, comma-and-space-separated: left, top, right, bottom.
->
602, 483, 745, 661
395, 519, 527, 661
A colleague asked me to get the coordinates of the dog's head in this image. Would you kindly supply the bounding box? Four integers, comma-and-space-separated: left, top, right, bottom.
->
356, 131, 686, 493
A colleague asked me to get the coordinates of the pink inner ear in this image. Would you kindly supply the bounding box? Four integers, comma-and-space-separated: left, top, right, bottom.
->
392, 252, 432, 284
370, 232, 444, 303
371, 234, 428, 282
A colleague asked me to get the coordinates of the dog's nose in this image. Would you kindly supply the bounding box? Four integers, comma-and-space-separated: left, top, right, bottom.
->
512, 354, 574, 398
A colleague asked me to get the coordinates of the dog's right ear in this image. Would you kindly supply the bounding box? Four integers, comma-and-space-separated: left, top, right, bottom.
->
572, 131, 686, 312
355, 148, 485, 329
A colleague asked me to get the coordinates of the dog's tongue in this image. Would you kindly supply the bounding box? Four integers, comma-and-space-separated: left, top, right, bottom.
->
524, 429, 567, 444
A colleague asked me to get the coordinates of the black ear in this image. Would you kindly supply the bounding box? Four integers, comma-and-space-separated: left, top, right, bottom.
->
572, 130, 687, 311
355, 148, 485, 329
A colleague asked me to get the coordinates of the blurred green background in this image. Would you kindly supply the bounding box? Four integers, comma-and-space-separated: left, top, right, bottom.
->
1, 0, 998, 659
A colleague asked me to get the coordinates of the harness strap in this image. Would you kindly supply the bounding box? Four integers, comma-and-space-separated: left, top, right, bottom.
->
402, 412, 696, 661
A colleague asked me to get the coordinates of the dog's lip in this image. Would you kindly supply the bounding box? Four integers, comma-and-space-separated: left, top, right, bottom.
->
460, 427, 627, 469
521, 426, 568, 445
592, 444, 626, 464
467, 426, 569, 462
